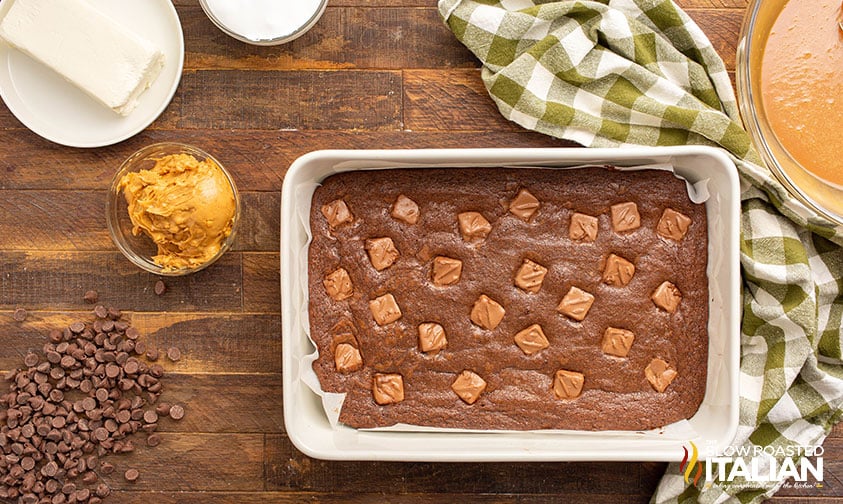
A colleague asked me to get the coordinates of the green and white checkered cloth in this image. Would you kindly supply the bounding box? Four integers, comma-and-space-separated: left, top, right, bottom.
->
438, 0, 843, 502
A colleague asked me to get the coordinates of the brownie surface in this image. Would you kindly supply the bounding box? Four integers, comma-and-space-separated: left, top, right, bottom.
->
308, 167, 708, 430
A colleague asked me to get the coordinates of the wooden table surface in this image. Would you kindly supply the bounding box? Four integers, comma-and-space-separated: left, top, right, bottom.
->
1, 0, 840, 502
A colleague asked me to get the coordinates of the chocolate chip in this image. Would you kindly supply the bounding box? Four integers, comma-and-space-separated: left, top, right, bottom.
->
124, 468, 140, 482
146, 348, 160, 362
166, 347, 181, 362
105, 363, 120, 379
123, 327, 140, 341
23, 352, 38, 367
143, 410, 159, 424
83, 290, 99, 304
99, 462, 114, 475
2, 307, 172, 503
82, 471, 98, 484
95, 388, 109, 402
95, 483, 110, 498
20, 456, 35, 471
45, 479, 59, 493
116, 410, 131, 424
169, 404, 185, 420
154, 280, 167, 296
42, 461, 58, 477
60, 355, 76, 369
124, 358, 140, 375
48, 329, 63, 343
12, 307, 27, 322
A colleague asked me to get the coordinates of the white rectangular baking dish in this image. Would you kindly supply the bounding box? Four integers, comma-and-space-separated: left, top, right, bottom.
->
280, 146, 740, 461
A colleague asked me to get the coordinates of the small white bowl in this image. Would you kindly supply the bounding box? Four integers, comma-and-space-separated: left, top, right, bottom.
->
199, 0, 328, 46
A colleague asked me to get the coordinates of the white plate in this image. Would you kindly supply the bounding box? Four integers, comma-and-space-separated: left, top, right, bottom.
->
0, 0, 184, 148
281, 147, 741, 462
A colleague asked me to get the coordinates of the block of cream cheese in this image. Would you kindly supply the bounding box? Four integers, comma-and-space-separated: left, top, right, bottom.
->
0, 0, 165, 116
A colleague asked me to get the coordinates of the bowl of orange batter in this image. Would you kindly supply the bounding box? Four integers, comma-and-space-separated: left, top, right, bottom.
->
737, 0, 843, 223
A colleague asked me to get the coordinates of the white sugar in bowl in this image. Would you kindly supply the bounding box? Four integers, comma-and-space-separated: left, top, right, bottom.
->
199, 0, 328, 46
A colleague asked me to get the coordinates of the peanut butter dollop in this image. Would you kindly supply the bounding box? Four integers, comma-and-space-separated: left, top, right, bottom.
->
119, 154, 236, 271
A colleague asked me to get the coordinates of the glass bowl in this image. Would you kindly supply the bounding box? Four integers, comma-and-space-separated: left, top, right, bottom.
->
106, 142, 241, 276
737, 0, 843, 225
198, 0, 328, 46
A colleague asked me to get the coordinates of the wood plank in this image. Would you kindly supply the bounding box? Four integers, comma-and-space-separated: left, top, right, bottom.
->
243, 252, 281, 313
95, 433, 264, 492
176, 4, 739, 72
0, 190, 106, 250
175, 0, 748, 7
0, 130, 571, 191
143, 374, 283, 434
181, 6, 476, 71
774, 438, 843, 497
0, 190, 276, 251
238, 192, 282, 252
157, 70, 402, 131
0, 311, 283, 374
404, 69, 518, 132
107, 491, 652, 503
0, 251, 243, 312
0, 363, 283, 433
128, 312, 282, 374
264, 434, 664, 494
173, 0, 433, 6
770, 499, 843, 503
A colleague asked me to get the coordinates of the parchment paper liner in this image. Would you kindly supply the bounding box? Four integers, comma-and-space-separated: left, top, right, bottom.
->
294, 163, 718, 440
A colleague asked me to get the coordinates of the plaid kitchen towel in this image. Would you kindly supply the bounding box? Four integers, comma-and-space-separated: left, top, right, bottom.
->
438, 0, 843, 502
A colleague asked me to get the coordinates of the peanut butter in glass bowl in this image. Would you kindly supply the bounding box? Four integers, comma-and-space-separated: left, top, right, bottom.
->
106, 143, 241, 275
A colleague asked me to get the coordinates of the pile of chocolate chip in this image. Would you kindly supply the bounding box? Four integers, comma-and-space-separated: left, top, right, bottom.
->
0, 304, 184, 503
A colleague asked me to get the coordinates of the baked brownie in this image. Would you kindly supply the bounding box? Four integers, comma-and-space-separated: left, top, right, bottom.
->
308, 167, 708, 430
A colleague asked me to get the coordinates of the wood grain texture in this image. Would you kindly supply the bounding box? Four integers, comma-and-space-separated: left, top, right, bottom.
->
95, 434, 265, 492
181, 6, 477, 71
106, 492, 653, 504
243, 253, 282, 313
0, 1, 835, 503
157, 70, 403, 131
0, 190, 274, 252
0, 251, 243, 311
131, 313, 283, 374
265, 435, 665, 494
173, 0, 748, 7
0, 130, 570, 191
173, 3, 741, 73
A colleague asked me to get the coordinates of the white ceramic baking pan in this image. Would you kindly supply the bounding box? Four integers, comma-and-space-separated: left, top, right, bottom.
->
281, 147, 740, 461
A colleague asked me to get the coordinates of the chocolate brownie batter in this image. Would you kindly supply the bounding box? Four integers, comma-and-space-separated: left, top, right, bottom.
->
308, 167, 708, 430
